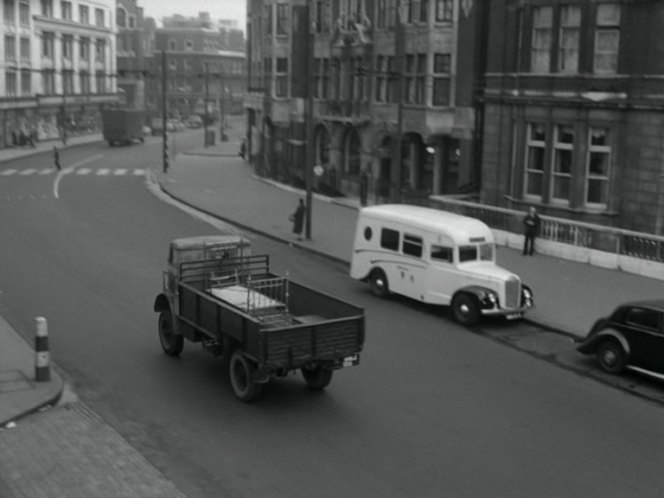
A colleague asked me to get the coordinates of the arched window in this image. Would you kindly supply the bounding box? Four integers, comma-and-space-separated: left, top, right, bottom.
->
344, 128, 361, 176
116, 7, 126, 27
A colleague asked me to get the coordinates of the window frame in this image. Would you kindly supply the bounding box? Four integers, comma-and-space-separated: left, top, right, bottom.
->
524, 123, 547, 201
558, 5, 580, 74
585, 127, 612, 209
432, 53, 450, 106
530, 5, 553, 73
550, 124, 574, 205
380, 228, 400, 252
594, 3, 621, 75
402, 233, 423, 258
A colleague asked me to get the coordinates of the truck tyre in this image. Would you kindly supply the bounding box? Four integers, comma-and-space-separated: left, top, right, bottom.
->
301, 366, 333, 390
158, 310, 184, 356
369, 269, 389, 298
229, 349, 263, 402
452, 293, 480, 326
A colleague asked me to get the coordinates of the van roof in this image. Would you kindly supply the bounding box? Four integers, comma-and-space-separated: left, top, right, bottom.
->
360, 205, 493, 243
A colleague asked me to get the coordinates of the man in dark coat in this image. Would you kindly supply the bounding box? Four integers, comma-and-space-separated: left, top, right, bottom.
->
291, 199, 305, 241
522, 206, 541, 256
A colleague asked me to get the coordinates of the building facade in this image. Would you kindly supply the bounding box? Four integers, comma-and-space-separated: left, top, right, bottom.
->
145, 13, 246, 122
0, 0, 118, 147
245, 0, 488, 202
482, 0, 664, 234
116, 0, 154, 110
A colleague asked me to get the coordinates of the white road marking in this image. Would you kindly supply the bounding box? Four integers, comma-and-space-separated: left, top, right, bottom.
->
76, 168, 92, 175
19, 168, 37, 175
39, 168, 54, 175
1, 169, 17, 176
97, 169, 110, 176
133, 169, 146, 175
113, 169, 127, 175
53, 153, 103, 199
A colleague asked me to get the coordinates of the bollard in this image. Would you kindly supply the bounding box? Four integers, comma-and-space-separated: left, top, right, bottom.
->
35, 317, 51, 382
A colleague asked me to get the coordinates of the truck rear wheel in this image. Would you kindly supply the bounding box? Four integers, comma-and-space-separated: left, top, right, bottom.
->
158, 310, 184, 356
229, 349, 263, 402
302, 366, 333, 390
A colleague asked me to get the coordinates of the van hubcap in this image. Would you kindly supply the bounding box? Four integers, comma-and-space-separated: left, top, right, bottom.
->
459, 304, 469, 314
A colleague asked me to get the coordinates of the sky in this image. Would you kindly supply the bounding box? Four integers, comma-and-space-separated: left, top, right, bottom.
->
138, 0, 246, 27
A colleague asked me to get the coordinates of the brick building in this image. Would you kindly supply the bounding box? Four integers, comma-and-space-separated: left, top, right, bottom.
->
245, 0, 488, 201
482, 0, 664, 234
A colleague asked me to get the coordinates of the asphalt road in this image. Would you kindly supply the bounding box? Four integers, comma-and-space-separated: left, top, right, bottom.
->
1, 138, 664, 498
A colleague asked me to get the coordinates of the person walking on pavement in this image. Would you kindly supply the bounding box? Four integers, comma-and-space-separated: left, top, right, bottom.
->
290, 199, 306, 241
522, 206, 541, 256
53, 146, 61, 171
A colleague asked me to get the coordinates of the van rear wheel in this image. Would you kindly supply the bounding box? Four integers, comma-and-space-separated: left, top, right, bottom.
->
452, 294, 480, 326
369, 269, 389, 298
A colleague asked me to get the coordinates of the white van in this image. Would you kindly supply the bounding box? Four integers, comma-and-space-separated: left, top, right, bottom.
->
350, 205, 534, 325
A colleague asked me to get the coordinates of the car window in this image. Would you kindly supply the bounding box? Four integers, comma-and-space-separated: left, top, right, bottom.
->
431, 245, 453, 263
625, 308, 661, 331
380, 228, 400, 251
459, 245, 477, 262
402, 234, 423, 258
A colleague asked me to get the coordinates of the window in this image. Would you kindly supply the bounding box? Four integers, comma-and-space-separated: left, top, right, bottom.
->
79, 71, 90, 94
96, 70, 105, 93
459, 246, 478, 262
558, 5, 580, 73
376, 0, 387, 28
169, 59, 176, 70
6, 71, 17, 97
40, 0, 52, 17
264, 3, 273, 36
531, 6, 552, 73
95, 38, 106, 63
185, 40, 193, 52
95, 8, 104, 27
42, 31, 55, 58
5, 36, 16, 62
168, 39, 176, 51
128, 16, 134, 28
586, 128, 611, 207
62, 69, 73, 94
432, 53, 450, 106
19, 37, 29, 62
3, 0, 14, 23
19, 1, 29, 24
275, 57, 288, 97
551, 125, 573, 203
42, 69, 55, 94
184, 59, 192, 70
414, 54, 426, 104
79, 37, 90, 59
20, 69, 30, 95
60, 0, 71, 20
380, 228, 400, 251
78, 4, 88, 23
524, 123, 546, 199
276, 4, 288, 35
405, 54, 419, 103
116, 6, 125, 27
375, 55, 387, 102
625, 308, 660, 330
321, 58, 329, 99
435, 0, 452, 22
402, 234, 423, 258
62, 34, 73, 60
594, 3, 620, 74
431, 245, 453, 262
407, 0, 427, 23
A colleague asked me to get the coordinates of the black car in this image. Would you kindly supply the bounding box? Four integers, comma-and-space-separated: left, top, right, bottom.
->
576, 299, 664, 379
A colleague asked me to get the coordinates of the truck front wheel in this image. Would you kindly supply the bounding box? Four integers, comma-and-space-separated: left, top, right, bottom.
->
229, 350, 263, 402
302, 366, 333, 390
452, 293, 480, 326
158, 310, 184, 356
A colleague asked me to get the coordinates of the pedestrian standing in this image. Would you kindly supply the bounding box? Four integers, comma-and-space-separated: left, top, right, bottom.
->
53, 146, 61, 171
290, 199, 306, 241
359, 169, 369, 207
239, 138, 247, 160
522, 206, 541, 256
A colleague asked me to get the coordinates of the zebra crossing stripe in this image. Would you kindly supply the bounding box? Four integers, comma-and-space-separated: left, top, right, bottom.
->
0, 169, 17, 176
97, 168, 110, 175
114, 169, 127, 175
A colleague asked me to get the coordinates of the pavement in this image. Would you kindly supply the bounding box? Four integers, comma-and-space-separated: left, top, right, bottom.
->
1, 125, 663, 496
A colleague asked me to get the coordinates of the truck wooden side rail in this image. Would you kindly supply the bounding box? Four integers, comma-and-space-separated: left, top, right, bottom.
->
154, 236, 365, 402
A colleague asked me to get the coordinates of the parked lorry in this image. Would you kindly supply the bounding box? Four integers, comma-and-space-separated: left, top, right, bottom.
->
153, 235, 365, 402
102, 109, 145, 146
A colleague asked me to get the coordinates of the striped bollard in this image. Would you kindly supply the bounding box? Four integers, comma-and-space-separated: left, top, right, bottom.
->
35, 317, 51, 382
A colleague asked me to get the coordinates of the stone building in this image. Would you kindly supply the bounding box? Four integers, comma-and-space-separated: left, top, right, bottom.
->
0, 0, 118, 147
482, 0, 664, 234
245, 0, 488, 201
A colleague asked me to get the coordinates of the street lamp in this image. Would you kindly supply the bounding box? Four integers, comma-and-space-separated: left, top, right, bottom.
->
305, 6, 316, 240
391, 0, 407, 203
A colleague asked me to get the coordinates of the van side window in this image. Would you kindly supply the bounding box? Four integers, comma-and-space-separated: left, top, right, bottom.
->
402, 234, 423, 257
459, 245, 478, 262
380, 228, 400, 251
431, 245, 453, 262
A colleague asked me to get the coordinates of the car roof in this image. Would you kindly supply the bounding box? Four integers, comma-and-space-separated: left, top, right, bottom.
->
359, 204, 493, 244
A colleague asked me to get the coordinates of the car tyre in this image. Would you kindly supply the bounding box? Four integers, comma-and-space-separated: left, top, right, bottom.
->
452, 293, 480, 326
229, 349, 263, 402
596, 340, 626, 374
158, 310, 184, 356
301, 366, 333, 390
369, 269, 389, 298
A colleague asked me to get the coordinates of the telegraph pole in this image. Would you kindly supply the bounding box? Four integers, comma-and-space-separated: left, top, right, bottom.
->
162, 50, 169, 173
204, 63, 210, 147
304, 5, 315, 240
391, 1, 406, 203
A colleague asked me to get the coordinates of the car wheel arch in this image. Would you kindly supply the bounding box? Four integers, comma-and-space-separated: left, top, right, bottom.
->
592, 329, 631, 357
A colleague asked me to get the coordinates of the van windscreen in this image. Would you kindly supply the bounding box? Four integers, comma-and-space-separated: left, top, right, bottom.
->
459, 246, 477, 262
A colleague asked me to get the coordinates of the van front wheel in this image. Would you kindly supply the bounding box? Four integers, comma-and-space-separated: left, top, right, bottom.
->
369, 269, 389, 298
452, 294, 480, 326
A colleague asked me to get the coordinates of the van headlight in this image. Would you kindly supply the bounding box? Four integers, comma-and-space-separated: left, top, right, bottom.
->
481, 291, 498, 308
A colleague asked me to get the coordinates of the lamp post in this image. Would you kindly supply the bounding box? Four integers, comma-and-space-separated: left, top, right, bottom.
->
390, 0, 407, 203
203, 63, 210, 147
161, 50, 169, 173
305, 5, 315, 240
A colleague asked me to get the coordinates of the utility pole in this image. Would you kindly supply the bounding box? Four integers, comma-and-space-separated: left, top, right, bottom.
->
162, 50, 169, 173
391, 1, 406, 203
203, 63, 209, 147
304, 4, 315, 240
